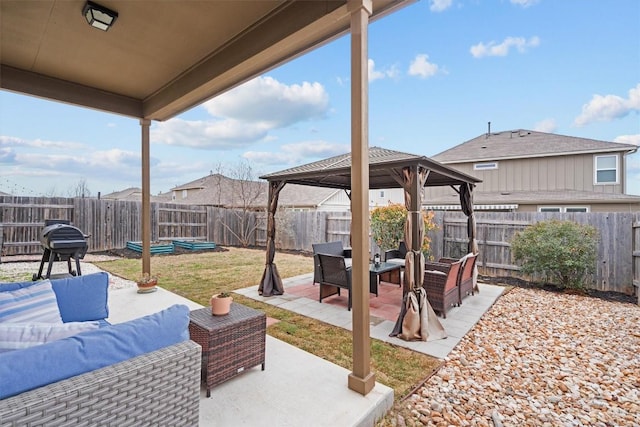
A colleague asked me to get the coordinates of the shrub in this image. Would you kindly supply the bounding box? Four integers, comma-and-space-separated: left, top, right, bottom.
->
370, 204, 438, 258
370, 204, 406, 251
510, 219, 598, 289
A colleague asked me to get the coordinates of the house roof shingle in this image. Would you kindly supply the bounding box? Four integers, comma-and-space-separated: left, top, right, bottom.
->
433, 129, 638, 164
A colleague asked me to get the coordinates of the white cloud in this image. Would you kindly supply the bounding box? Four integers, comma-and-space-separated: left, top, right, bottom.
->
0, 135, 84, 150
0, 147, 16, 163
152, 118, 271, 149
510, 0, 539, 7
408, 54, 441, 79
614, 134, 640, 146
574, 84, 640, 126
430, 0, 453, 12
368, 59, 399, 82
151, 76, 329, 150
470, 36, 540, 58
204, 76, 328, 126
533, 119, 557, 133
243, 141, 349, 166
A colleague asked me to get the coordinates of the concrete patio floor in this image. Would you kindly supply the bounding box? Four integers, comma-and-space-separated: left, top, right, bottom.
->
107, 280, 394, 427
237, 273, 505, 359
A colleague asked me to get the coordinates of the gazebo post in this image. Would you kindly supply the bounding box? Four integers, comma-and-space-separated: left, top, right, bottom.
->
347, 0, 375, 396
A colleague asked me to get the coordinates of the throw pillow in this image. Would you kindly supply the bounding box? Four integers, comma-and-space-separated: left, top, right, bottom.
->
0, 322, 101, 353
0, 280, 63, 324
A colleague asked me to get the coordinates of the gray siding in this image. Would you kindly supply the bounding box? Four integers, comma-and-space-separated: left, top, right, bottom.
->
427, 153, 625, 198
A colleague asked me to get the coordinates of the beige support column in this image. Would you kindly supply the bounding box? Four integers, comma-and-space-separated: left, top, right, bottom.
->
347, 0, 375, 396
140, 119, 151, 276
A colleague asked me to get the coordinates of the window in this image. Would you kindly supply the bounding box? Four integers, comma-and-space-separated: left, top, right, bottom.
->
182, 189, 188, 199
595, 155, 618, 184
379, 191, 385, 198
474, 162, 498, 170
565, 207, 589, 213
538, 206, 590, 213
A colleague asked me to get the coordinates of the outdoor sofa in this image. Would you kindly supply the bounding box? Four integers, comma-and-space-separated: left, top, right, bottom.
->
0, 272, 201, 426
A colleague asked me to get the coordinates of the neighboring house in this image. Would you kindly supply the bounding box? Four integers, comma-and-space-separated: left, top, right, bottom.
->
425, 129, 640, 212
159, 173, 351, 211
160, 172, 405, 211
161, 174, 265, 209
101, 187, 143, 201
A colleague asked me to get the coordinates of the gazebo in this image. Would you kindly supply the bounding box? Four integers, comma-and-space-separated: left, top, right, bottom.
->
258, 146, 481, 391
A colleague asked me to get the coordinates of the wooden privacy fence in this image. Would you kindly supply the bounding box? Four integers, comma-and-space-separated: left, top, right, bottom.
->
0, 196, 253, 256
1, 196, 638, 297
438, 211, 639, 296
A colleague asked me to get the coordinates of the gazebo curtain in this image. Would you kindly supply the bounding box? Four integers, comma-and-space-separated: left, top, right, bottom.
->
258, 180, 286, 296
460, 182, 478, 254
459, 182, 479, 292
390, 166, 446, 341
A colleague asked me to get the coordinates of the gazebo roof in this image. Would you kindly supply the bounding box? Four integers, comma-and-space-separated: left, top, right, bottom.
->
260, 146, 482, 190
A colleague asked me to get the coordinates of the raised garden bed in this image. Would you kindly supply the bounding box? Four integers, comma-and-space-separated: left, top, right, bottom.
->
126, 241, 174, 254
172, 240, 216, 251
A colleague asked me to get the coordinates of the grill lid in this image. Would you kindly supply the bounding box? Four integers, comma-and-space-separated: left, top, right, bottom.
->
40, 223, 88, 256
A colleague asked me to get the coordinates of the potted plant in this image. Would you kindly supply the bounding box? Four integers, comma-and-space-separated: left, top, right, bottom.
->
210, 292, 233, 316
136, 273, 158, 294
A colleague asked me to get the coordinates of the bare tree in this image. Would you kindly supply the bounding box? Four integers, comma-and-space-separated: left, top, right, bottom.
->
217, 161, 266, 247
67, 178, 92, 198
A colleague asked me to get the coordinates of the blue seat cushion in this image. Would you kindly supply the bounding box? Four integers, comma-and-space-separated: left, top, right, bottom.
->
0, 304, 190, 399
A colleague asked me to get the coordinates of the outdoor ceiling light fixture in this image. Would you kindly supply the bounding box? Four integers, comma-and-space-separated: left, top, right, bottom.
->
83, 1, 118, 31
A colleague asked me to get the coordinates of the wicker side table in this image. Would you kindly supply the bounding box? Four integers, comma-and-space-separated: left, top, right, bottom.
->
188, 303, 266, 397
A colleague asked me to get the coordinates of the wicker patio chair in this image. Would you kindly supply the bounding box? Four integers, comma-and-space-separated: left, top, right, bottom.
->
383, 241, 407, 265
312, 241, 351, 285
317, 253, 352, 310
458, 253, 478, 302
422, 259, 463, 318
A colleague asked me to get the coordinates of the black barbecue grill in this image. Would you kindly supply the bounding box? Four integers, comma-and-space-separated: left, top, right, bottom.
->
33, 222, 89, 281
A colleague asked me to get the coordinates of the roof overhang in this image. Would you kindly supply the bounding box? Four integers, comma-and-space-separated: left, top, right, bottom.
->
1, 0, 414, 121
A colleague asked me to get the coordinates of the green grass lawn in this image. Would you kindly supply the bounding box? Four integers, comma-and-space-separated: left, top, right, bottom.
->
94, 246, 440, 422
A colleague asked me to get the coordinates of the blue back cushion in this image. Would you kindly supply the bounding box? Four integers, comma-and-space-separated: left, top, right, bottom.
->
0, 304, 190, 399
0, 272, 109, 322
50, 272, 109, 322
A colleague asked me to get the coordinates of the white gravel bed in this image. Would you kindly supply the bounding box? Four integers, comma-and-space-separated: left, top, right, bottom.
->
0, 261, 135, 290
398, 287, 640, 427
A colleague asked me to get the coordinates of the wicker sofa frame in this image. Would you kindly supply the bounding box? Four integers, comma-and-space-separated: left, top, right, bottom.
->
0, 340, 202, 427
423, 259, 463, 318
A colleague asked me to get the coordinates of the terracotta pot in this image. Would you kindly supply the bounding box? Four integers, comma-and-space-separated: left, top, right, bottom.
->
210, 294, 233, 315
136, 278, 158, 294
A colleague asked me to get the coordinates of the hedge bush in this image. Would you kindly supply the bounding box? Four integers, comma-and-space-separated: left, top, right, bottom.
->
511, 219, 598, 289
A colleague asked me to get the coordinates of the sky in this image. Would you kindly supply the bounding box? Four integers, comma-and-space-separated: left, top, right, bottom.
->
1, 0, 639, 197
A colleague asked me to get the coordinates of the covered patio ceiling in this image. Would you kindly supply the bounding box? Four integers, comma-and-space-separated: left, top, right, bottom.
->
1, 0, 412, 121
